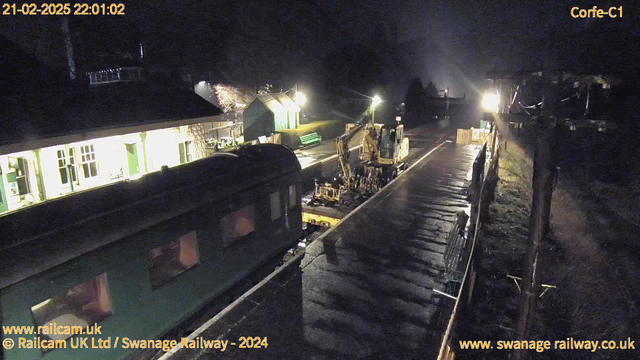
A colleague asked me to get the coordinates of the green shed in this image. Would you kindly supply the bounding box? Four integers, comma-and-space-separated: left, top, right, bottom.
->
242, 93, 300, 142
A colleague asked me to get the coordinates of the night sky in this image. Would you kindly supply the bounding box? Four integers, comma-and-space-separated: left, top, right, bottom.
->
1, 0, 638, 102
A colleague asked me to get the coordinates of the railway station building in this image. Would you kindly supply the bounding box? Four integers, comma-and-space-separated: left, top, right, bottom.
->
0, 80, 224, 216
243, 92, 300, 142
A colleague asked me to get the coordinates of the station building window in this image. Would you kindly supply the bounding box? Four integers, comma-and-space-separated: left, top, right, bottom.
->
149, 231, 199, 289
221, 204, 255, 247
179, 141, 192, 164
57, 149, 77, 185
15, 157, 31, 195
80, 145, 98, 178
31, 274, 111, 342
288, 185, 297, 209
270, 191, 281, 221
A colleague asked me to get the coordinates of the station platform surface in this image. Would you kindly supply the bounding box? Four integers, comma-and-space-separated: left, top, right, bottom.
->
163, 141, 479, 360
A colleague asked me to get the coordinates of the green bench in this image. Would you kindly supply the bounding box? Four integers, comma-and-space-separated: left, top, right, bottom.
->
300, 132, 322, 147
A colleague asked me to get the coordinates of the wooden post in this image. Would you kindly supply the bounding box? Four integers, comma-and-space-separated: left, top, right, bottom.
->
513, 117, 556, 360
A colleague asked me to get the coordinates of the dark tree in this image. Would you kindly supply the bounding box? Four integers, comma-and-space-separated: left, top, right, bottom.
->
425, 81, 439, 98
404, 77, 426, 127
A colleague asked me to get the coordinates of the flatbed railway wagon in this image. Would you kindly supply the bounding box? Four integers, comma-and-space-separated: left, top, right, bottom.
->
0, 144, 302, 360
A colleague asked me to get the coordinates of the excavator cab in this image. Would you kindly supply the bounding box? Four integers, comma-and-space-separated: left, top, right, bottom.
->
378, 124, 407, 165
378, 125, 398, 161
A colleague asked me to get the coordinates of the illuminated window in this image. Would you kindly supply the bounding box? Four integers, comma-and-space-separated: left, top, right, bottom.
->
31, 274, 111, 342
270, 192, 281, 221
15, 157, 31, 195
288, 185, 297, 209
149, 231, 199, 289
57, 149, 77, 185
179, 141, 192, 164
80, 145, 98, 178
221, 204, 255, 247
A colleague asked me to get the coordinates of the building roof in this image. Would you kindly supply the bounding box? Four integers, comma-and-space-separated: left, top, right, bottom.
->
0, 82, 222, 152
0, 36, 68, 97
249, 92, 300, 114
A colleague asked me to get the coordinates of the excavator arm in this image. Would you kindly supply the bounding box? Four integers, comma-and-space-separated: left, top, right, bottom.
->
313, 116, 378, 204
336, 122, 364, 189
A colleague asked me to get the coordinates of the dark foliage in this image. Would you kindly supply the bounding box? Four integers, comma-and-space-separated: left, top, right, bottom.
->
404, 77, 425, 127
424, 81, 439, 98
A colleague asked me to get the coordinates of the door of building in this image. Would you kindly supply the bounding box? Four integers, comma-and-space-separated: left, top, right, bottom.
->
126, 143, 139, 176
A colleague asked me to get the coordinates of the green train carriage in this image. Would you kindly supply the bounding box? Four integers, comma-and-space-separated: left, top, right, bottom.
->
0, 144, 301, 360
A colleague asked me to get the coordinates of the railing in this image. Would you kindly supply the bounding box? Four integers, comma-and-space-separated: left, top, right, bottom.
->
443, 211, 470, 284
438, 130, 500, 360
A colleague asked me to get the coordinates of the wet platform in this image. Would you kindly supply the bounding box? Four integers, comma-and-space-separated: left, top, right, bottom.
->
163, 143, 479, 360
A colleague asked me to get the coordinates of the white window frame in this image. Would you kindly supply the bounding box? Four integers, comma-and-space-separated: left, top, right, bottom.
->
80, 144, 99, 180
57, 148, 78, 187
179, 141, 193, 164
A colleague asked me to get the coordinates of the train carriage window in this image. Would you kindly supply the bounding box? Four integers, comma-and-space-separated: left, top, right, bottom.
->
270, 192, 281, 221
31, 274, 111, 342
288, 185, 297, 209
221, 204, 255, 247
149, 231, 199, 289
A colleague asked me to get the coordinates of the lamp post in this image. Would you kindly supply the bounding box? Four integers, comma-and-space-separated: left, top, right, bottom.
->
371, 95, 382, 123
295, 92, 306, 127
287, 84, 307, 126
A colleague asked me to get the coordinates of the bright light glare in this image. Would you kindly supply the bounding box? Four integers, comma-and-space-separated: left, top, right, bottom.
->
31, 299, 51, 311
482, 93, 499, 112
295, 91, 307, 106
372, 95, 382, 108
197, 81, 206, 86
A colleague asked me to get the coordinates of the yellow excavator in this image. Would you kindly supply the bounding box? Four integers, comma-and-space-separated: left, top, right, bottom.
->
303, 117, 409, 227
312, 116, 409, 205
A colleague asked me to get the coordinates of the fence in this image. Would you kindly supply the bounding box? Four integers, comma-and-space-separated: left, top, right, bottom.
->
438, 130, 501, 360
